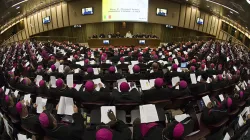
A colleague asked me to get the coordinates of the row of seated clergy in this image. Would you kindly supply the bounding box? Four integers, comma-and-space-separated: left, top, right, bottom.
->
3, 93, 86, 140
1, 84, 198, 140
200, 89, 249, 126
5, 76, 199, 107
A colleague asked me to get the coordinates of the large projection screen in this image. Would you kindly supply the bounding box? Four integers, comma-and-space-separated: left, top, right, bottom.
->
102, 0, 148, 22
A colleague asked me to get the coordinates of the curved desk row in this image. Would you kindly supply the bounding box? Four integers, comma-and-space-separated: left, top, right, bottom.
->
88, 38, 161, 48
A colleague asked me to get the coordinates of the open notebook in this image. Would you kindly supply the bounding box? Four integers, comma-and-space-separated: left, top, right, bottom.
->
57, 96, 74, 115
139, 104, 159, 123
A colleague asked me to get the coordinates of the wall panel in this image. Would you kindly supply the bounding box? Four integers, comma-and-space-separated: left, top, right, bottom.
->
194, 9, 200, 31
23, 18, 30, 37
57, 4, 63, 28
189, 7, 196, 30
41, 10, 48, 31
27, 16, 33, 36
179, 5, 186, 27
62, 2, 69, 27
184, 7, 191, 28
46, 8, 53, 30
51, 6, 58, 29
18, 32, 22, 40
206, 15, 212, 34
213, 17, 218, 36
199, 12, 205, 32
203, 14, 209, 33
210, 16, 215, 35
21, 30, 27, 40
37, 12, 43, 33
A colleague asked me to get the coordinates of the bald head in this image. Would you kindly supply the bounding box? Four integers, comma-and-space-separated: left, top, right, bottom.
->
152, 62, 159, 72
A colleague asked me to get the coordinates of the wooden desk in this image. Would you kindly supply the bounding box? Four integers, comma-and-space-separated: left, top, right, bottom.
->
87, 38, 161, 48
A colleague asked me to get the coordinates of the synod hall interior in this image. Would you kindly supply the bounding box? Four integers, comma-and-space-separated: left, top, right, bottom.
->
1, 0, 250, 140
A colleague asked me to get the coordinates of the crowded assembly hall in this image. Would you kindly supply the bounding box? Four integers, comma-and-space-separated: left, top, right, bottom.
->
0, 0, 250, 140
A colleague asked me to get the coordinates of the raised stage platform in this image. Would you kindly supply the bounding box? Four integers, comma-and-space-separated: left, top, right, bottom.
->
88, 38, 161, 48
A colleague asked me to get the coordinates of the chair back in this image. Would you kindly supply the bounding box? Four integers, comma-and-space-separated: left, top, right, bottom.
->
114, 102, 140, 113
21, 125, 39, 135
148, 100, 172, 109
172, 96, 194, 109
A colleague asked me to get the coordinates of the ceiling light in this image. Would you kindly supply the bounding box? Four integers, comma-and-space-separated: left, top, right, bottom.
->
206, 0, 239, 14
17, 12, 20, 14
16, 6, 20, 9
230, 11, 233, 14
207, 5, 210, 7
247, 0, 250, 4
11, 0, 28, 7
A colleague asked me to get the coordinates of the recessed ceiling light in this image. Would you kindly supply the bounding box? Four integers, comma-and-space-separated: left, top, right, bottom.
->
17, 12, 20, 14
230, 11, 233, 14
16, 6, 20, 9
207, 5, 210, 7
247, 0, 250, 4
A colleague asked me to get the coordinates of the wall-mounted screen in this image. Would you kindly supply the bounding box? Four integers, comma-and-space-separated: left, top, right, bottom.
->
82, 7, 94, 15
139, 40, 145, 44
43, 17, 50, 24
102, 0, 148, 22
197, 18, 204, 25
156, 8, 167, 16
103, 40, 109, 44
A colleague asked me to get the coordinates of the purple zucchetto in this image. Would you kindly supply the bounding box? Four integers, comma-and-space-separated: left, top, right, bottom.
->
109, 66, 116, 73
155, 78, 164, 88
179, 80, 187, 89
85, 81, 95, 92
56, 78, 64, 88
96, 128, 113, 140
120, 82, 130, 92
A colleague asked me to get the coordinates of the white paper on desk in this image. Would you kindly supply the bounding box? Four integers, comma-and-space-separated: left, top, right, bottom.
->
101, 106, 116, 124
11, 67, 15, 72
66, 74, 74, 88
140, 80, 151, 90
74, 84, 82, 91
174, 59, 179, 65
20, 77, 24, 82
213, 75, 217, 79
227, 57, 230, 62
219, 94, 224, 102
172, 77, 180, 87
5, 88, 10, 95
128, 65, 133, 74
90, 60, 96, 65
139, 104, 159, 123
223, 133, 230, 140
149, 79, 155, 88
167, 66, 171, 71
175, 114, 190, 122
233, 66, 237, 71
177, 67, 182, 72
238, 115, 244, 127
93, 68, 100, 75
244, 81, 248, 87
36, 75, 43, 87
183, 51, 188, 55
25, 62, 29, 67
24, 94, 31, 105
14, 90, 19, 97
54, 47, 56, 54
197, 76, 201, 82
172, 54, 176, 59
54, 62, 60, 69
169, 52, 172, 55
35, 97, 47, 114
248, 80, 250, 84
50, 76, 56, 88
202, 95, 211, 107
76, 61, 84, 66
131, 61, 139, 66
206, 78, 211, 83
93, 78, 105, 91
74, 68, 80, 73
3, 118, 11, 136
190, 74, 197, 84
17, 133, 28, 140
59, 65, 64, 73
117, 78, 127, 92
57, 96, 74, 115
161, 55, 165, 59
235, 85, 240, 91
106, 60, 112, 64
